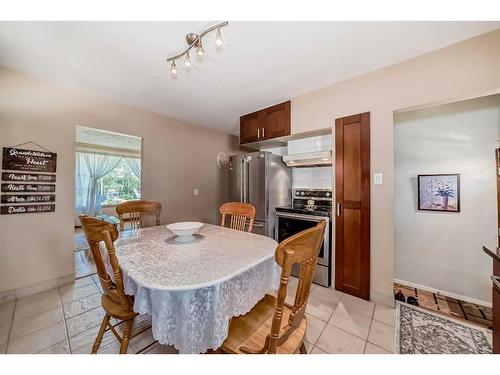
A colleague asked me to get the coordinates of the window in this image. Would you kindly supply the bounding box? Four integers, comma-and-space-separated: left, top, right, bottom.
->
100, 158, 141, 206
75, 126, 142, 217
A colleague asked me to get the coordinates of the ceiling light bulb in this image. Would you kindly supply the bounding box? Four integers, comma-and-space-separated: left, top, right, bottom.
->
196, 41, 205, 56
170, 60, 178, 75
215, 28, 223, 46
184, 53, 191, 67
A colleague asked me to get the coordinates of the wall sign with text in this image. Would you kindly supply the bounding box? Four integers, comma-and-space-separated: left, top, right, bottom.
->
1, 146, 57, 215
1, 204, 55, 215
2, 172, 56, 183
2, 147, 57, 173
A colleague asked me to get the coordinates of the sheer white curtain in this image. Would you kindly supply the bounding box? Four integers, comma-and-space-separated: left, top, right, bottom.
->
126, 158, 141, 179
75, 152, 121, 217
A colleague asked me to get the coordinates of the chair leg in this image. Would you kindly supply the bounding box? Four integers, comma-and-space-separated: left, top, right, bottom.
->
92, 314, 111, 354
119, 319, 134, 354
299, 341, 307, 354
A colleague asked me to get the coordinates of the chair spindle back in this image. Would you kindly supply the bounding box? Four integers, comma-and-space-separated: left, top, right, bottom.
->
268, 220, 326, 353
220, 202, 256, 233
79, 215, 133, 313
116, 200, 161, 231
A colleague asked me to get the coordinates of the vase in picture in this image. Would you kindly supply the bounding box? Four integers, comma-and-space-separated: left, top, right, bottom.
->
440, 195, 449, 210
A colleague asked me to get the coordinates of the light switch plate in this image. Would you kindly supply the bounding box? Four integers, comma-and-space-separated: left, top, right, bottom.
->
194, 188, 199, 196
374, 173, 383, 185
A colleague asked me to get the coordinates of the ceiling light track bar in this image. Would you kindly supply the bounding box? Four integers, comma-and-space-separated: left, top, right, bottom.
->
166, 21, 228, 62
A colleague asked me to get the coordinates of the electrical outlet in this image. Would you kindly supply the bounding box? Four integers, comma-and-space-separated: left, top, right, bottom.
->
193, 188, 199, 196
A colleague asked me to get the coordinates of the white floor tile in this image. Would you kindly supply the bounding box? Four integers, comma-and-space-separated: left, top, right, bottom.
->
66, 306, 105, 337
11, 306, 64, 340
306, 294, 337, 322
368, 320, 395, 353
7, 321, 66, 353
311, 346, 328, 354
311, 286, 343, 306
15, 289, 61, 319
63, 292, 101, 319
329, 303, 372, 340
60, 283, 100, 304
69, 324, 115, 354
0, 302, 13, 345
37, 339, 71, 354
364, 342, 392, 354
315, 324, 366, 354
61, 276, 95, 291
337, 294, 375, 319
373, 304, 396, 327
0, 301, 15, 328
305, 313, 327, 344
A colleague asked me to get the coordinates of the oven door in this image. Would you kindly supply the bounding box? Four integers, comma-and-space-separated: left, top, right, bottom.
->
275, 212, 330, 267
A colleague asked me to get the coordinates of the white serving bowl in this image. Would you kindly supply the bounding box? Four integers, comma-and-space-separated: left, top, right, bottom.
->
166, 222, 204, 242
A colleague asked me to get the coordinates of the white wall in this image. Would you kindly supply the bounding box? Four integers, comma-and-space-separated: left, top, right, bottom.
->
394, 94, 500, 305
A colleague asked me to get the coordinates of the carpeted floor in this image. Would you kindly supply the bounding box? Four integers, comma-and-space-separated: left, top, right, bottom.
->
396, 302, 492, 354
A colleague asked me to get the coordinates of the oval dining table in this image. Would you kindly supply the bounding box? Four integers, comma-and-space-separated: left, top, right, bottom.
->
112, 223, 280, 354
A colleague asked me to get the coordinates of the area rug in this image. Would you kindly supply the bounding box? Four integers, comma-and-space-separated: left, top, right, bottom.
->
396, 302, 492, 354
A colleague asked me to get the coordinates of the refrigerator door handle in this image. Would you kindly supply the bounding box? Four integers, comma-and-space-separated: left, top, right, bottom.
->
242, 157, 248, 203
240, 157, 244, 202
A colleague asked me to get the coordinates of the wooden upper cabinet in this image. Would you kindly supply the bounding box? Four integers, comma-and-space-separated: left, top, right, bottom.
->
240, 101, 291, 144
240, 111, 262, 144
262, 101, 291, 140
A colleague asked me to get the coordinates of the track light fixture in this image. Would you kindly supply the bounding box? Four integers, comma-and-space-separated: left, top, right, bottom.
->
166, 21, 228, 76
170, 60, 178, 75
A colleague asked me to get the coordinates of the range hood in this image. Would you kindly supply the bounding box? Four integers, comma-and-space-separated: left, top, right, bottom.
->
282, 150, 332, 167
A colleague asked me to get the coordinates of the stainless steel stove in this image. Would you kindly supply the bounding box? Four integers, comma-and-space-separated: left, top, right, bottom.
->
275, 189, 332, 287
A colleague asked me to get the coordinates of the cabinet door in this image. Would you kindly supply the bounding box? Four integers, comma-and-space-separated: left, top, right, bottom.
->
262, 101, 291, 140
335, 112, 371, 300
240, 111, 262, 144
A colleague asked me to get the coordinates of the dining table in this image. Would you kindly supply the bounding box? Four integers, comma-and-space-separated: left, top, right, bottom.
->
111, 223, 281, 354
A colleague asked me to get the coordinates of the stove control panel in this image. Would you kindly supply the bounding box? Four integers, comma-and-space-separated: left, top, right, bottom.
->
293, 189, 333, 200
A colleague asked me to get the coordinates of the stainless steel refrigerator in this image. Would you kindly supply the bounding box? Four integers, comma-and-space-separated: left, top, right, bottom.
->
228, 151, 291, 238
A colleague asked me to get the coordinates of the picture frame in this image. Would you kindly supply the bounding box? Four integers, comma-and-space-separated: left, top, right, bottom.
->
417, 174, 460, 212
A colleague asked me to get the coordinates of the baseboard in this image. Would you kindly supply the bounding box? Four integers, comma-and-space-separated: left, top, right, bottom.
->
0, 273, 75, 304
394, 278, 492, 308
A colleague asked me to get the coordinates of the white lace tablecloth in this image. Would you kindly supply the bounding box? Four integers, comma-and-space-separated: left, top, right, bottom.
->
112, 224, 280, 354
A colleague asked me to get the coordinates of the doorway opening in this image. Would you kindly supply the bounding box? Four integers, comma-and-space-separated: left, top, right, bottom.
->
393, 94, 500, 330
74, 125, 142, 278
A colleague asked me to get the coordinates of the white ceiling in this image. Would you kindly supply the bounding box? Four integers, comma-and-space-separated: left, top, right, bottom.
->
0, 21, 498, 135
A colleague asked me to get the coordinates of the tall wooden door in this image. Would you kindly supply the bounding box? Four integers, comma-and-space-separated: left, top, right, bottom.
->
335, 112, 370, 300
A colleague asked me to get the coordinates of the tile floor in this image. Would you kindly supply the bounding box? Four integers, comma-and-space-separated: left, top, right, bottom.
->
0, 275, 395, 354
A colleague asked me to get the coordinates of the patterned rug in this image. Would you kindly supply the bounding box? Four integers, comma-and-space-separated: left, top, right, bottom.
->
396, 302, 492, 354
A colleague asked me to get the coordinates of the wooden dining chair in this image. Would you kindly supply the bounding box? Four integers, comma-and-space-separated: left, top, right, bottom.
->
219, 202, 256, 233
116, 199, 161, 231
220, 220, 327, 354
79, 215, 151, 354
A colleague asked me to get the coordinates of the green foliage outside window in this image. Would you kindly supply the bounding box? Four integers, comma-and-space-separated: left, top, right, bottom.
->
100, 158, 141, 205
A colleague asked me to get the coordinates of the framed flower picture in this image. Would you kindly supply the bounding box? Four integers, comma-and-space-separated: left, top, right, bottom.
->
417, 174, 460, 212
